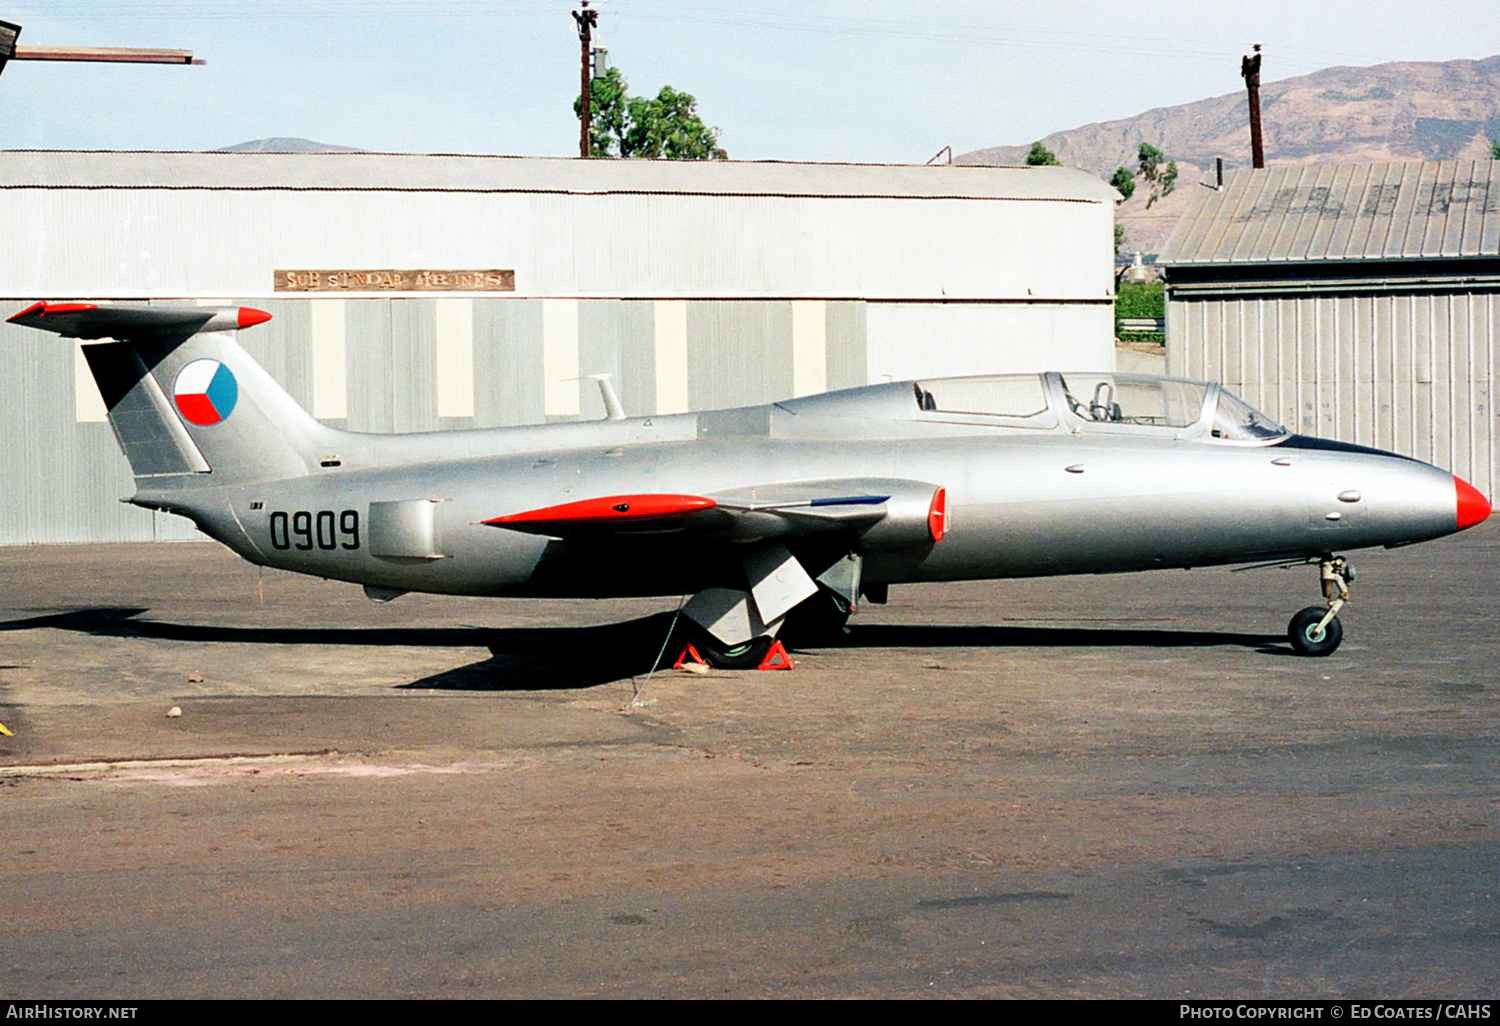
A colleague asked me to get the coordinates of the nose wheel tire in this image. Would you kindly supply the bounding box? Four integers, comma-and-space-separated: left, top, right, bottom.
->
1289, 606, 1343, 656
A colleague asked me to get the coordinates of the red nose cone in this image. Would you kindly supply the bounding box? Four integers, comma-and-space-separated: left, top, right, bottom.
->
237, 307, 273, 328
1455, 476, 1491, 530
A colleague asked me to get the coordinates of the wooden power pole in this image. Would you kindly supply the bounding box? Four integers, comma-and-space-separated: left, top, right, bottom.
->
573, 2, 598, 158
1241, 43, 1264, 169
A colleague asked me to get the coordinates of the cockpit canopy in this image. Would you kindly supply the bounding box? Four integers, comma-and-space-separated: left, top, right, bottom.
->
907, 372, 1289, 442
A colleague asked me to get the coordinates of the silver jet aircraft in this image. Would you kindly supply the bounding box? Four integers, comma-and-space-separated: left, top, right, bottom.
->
10, 301, 1491, 664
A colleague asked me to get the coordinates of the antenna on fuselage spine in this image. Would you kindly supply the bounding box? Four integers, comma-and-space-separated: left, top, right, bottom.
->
586, 374, 627, 421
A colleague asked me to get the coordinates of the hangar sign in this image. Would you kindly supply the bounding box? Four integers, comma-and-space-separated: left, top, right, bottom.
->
275, 269, 516, 292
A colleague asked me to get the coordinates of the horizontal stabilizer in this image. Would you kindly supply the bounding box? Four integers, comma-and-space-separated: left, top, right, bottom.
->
7, 301, 272, 341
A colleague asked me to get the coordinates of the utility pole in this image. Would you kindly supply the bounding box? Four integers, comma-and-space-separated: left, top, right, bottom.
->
1241, 43, 1264, 169
573, 2, 598, 158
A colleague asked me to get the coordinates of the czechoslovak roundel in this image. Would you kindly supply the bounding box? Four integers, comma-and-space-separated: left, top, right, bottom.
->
173, 359, 239, 426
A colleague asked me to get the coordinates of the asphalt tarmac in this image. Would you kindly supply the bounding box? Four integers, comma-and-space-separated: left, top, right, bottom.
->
1, 527, 1496, 999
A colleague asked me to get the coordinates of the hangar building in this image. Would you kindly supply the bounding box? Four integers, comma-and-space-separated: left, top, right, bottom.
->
1161, 159, 1500, 497
0, 151, 1118, 544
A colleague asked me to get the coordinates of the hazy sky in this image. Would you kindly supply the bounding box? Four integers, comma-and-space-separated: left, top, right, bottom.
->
4, 1, 1499, 162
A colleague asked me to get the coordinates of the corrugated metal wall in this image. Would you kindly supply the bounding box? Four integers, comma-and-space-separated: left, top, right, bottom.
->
867, 302, 1113, 381
1169, 291, 1498, 495
2, 190, 1112, 303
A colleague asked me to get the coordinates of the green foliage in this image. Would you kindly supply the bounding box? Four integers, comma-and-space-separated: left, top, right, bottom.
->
1025, 141, 1060, 166
575, 67, 726, 160
1109, 166, 1135, 200
1137, 141, 1178, 208
1492, 138, 1500, 159
1137, 142, 1164, 179
1115, 281, 1165, 341
625, 86, 727, 159
1114, 222, 1125, 254
1116, 280, 1164, 318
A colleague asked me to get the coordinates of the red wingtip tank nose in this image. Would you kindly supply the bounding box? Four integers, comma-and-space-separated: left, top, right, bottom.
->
1455, 476, 1491, 531
237, 307, 273, 328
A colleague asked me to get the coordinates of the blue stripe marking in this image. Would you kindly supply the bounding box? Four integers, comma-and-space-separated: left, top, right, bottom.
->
808, 495, 888, 507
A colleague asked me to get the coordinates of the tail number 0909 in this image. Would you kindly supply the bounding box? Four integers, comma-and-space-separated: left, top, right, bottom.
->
269, 510, 360, 551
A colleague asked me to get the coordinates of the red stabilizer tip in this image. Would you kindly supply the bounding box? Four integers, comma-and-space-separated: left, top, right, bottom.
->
7, 301, 96, 323
1455, 476, 1491, 530
237, 307, 273, 328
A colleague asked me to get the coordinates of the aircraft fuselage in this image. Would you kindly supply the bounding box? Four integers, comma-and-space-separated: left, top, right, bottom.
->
147, 408, 1467, 600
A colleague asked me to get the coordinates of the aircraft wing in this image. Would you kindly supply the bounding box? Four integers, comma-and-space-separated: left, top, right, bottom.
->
6, 301, 270, 340
483, 477, 946, 548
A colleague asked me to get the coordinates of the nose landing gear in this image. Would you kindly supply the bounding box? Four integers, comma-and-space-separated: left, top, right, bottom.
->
1288, 555, 1353, 656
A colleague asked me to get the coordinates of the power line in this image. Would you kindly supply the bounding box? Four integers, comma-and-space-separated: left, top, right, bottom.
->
20, 0, 1433, 70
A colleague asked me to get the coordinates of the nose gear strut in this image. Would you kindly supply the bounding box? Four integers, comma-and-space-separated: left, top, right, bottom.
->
1288, 555, 1353, 656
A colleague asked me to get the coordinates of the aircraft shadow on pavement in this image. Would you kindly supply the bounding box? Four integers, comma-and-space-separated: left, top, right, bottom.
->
841, 623, 1287, 653
1, 607, 1293, 691
0, 607, 679, 692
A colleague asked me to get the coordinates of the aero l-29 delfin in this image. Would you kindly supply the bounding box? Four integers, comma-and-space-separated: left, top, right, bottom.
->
9, 301, 1491, 664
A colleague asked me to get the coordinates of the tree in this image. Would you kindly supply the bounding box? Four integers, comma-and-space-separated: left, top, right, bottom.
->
1492, 138, 1500, 159
1109, 166, 1136, 200
575, 67, 726, 160
1137, 142, 1178, 209
624, 85, 726, 160
1025, 141, 1059, 166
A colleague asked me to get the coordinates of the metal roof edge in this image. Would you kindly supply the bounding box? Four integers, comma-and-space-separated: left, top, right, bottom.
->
0, 150, 1119, 203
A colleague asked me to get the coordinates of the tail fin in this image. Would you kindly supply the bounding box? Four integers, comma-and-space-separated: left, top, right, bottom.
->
8, 302, 340, 486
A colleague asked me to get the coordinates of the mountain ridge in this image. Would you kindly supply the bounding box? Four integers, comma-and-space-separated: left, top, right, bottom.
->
957, 54, 1500, 253
214, 137, 365, 154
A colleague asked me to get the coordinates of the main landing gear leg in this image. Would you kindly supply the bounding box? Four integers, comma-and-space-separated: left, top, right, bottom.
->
1288, 555, 1353, 656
